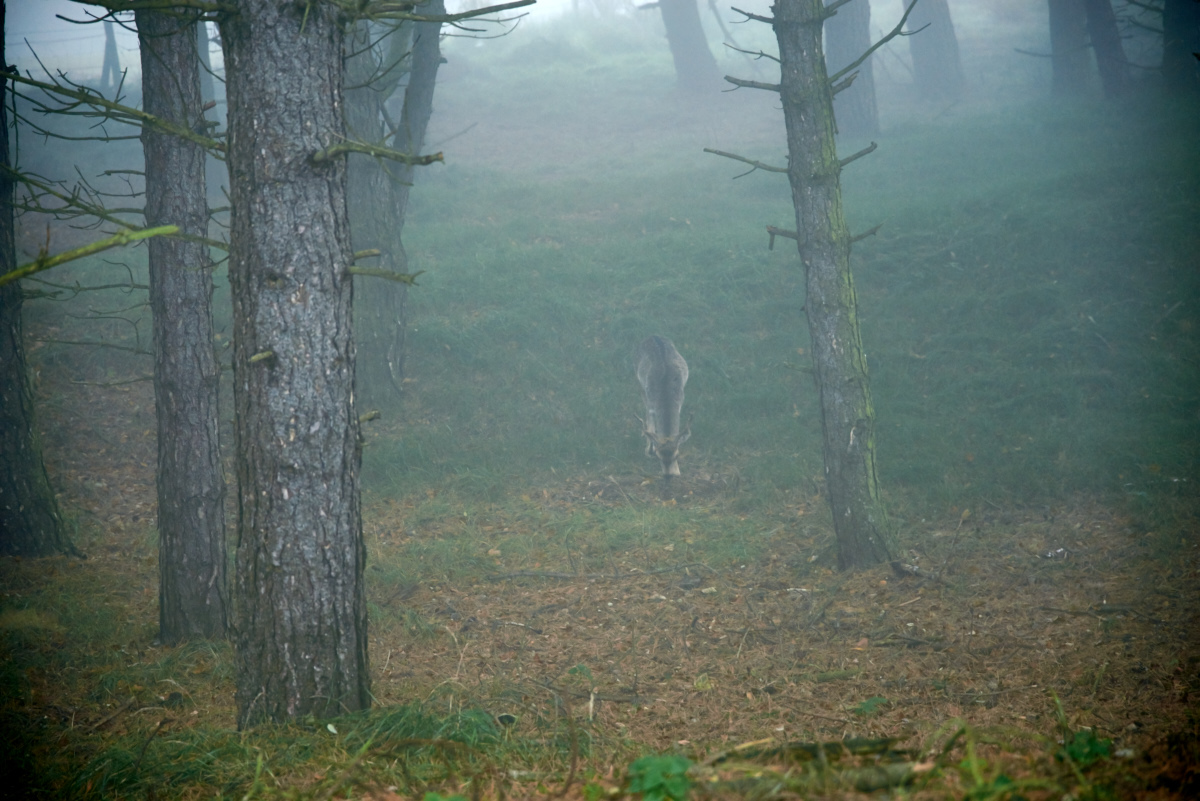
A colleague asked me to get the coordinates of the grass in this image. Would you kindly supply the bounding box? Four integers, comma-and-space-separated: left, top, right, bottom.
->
378, 78, 1198, 512
6, 11, 1200, 800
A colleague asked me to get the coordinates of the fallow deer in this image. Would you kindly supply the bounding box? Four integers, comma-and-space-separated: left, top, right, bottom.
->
636, 335, 690, 479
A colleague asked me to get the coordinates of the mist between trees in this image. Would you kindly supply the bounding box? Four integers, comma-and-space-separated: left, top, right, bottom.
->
0, 0, 1197, 797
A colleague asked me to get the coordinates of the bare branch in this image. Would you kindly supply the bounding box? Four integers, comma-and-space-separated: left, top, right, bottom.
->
704, 147, 787, 176
0, 226, 179, 288
724, 43, 779, 64
348, 266, 425, 285
850, 223, 882, 243
837, 141, 877, 169
24, 276, 150, 301
730, 5, 774, 24
63, 0, 233, 20
822, 0, 856, 18
724, 75, 781, 92
766, 225, 799, 251
2, 70, 224, 155
6, 165, 138, 230
827, 0, 920, 87
30, 337, 151, 356
831, 70, 858, 96
311, 139, 444, 166
347, 0, 536, 23
352, 249, 383, 262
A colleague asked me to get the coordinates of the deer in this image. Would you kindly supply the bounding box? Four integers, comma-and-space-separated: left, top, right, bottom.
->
635, 335, 690, 479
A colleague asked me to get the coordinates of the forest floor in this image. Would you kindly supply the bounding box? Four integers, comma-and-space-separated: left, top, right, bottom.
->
13, 328, 1200, 799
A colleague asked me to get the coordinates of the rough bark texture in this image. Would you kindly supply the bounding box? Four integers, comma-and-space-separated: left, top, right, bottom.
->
659, 0, 720, 92
823, 0, 877, 137
136, 9, 228, 643
0, 1, 74, 558
906, 0, 964, 101
772, 0, 892, 570
1082, 0, 1129, 98
221, 0, 369, 727
1049, 0, 1090, 97
1162, 0, 1200, 93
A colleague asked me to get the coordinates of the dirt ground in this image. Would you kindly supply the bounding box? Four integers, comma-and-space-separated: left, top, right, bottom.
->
22, 336, 1200, 798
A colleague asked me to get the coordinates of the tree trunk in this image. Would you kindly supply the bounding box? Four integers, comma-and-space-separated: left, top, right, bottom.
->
349, 4, 444, 405
823, 0, 877, 137
136, 9, 228, 643
906, 0, 964, 101
1162, 0, 1200, 93
658, 0, 720, 92
101, 19, 121, 91
196, 21, 216, 107
347, 22, 407, 405
1082, 0, 1129, 98
772, 0, 892, 570
220, 0, 369, 727
1049, 0, 1090, 97
0, 2, 75, 558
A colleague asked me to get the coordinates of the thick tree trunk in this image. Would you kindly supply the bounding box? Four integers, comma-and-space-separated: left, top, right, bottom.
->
221, 0, 369, 727
1162, 0, 1200, 93
906, 0, 964, 101
1049, 0, 1090, 97
1082, 0, 1130, 98
0, 2, 75, 558
658, 0, 720, 92
823, 0, 877, 137
773, 0, 892, 570
136, 9, 228, 643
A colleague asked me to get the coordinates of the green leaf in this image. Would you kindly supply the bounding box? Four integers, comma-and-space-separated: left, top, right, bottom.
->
852, 695, 889, 717
626, 754, 692, 801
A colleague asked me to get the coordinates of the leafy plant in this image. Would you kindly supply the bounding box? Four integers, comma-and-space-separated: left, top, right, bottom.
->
625, 754, 692, 801
1051, 692, 1112, 768
852, 696, 889, 717
1057, 728, 1112, 768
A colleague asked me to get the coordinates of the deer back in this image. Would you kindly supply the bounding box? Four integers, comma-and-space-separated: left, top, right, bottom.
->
636, 336, 689, 476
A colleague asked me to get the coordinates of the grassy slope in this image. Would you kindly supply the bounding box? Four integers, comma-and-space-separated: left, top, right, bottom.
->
364, 18, 1199, 515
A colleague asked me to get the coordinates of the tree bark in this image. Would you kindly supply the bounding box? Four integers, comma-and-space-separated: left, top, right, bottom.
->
0, 1, 75, 558
220, 0, 369, 727
772, 0, 892, 570
1082, 0, 1130, 98
823, 0, 877, 137
906, 0, 964, 101
658, 0, 721, 92
1049, 0, 1090, 97
136, 9, 228, 643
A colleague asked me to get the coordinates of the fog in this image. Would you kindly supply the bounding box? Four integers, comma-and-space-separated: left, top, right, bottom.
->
10, 0, 1195, 502
5, 1, 1198, 791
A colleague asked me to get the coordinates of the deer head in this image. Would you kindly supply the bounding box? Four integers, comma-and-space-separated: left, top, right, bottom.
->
636, 336, 690, 478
